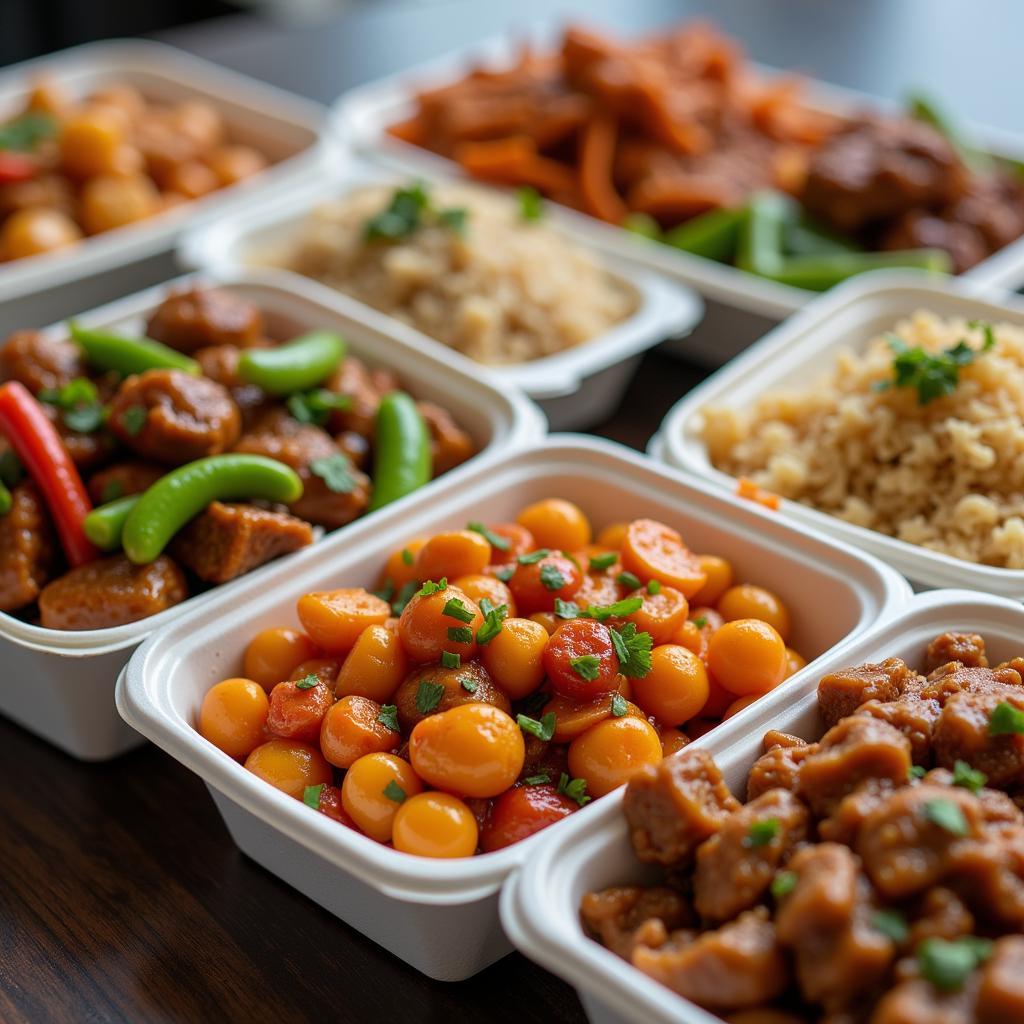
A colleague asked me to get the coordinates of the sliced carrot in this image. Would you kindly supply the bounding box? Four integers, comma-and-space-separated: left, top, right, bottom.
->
736, 478, 781, 511
579, 112, 628, 223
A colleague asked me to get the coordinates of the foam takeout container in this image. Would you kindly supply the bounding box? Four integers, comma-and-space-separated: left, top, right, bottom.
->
655, 269, 1024, 597
0, 39, 331, 329
501, 587, 1021, 1024
1, 267, 542, 761
178, 163, 703, 429
331, 25, 1024, 366
116, 435, 909, 980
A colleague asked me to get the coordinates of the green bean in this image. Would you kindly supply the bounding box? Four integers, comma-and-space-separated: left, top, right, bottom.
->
0, 479, 11, 516
237, 331, 346, 396
69, 323, 199, 376
765, 248, 953, 291
736, 192, 795, 276
83, 495, 140, 551
122, 454, 303, 564
784, 218, 860, 258
368, 392, 432, 512
907, 92, 993, 174
663, 206, 745, 263
621, 212, 661, 240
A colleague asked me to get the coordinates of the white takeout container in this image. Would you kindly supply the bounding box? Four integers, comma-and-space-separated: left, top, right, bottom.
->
178, 163, 703, 429
116, 435, 909, 980
332, 25, 1024, 366
0, 39, 331, 329
502, 587, 1022, 1024
656, 269, 1024, 596
1, 268, 542, 761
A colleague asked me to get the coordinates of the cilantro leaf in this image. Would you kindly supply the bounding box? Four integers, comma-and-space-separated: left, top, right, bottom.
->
310, 453, 358, 494
415, 680, 445, 715
524, 772, 550, 786
917, 936, 992, 992
517, 186, 544, 222
871, 909, 908, 944
616, 571, 642, 591
952, 759, 987, 793
441, 651, 461, 668
556, 772, 590, 807
539, 563, 567, 591
418, 578, 448, 597
517, 549, 550, 565
303, 783, 324, 809
517, 711, 556, 742
466, 521, 511, 551
442, 597, 475, 623
770, 870, 796, 899
610, 692, 628, 717
287, 388, 350, 426
378, 704, 400, 732
609, 622, 653, 679
382, 780, 407, 804
120, 405, 148, 437
923, 798, 970, 836
447, 625, 473, 644
588, 552, 617, 572
570, 655, 601, 681
879, 327, 997, 406
294, 674, 319, 690
744, 818, 781, 848
476, 603, 508, 645
989, 701, 1024, 735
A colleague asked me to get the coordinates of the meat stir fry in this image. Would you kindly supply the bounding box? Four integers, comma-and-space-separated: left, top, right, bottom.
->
0, 287, 475, 631
584, 631, 1024, 1022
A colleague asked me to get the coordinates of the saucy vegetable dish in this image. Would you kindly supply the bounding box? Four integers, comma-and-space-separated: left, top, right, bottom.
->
199, 499, 808, 858
585, 631, 1024, 1021
0, 287, 475, 630
390, 21, 1024, 288
0, 78, 272, 262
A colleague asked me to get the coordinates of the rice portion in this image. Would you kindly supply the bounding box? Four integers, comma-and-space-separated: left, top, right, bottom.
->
274, 183, 636, 364
701, 311, 1024, 567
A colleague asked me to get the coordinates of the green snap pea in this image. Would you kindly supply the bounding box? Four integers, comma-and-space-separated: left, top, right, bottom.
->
663, 206, 746, 263
0, 479, 11, 516
907, 92, 993, 175
122, 454, 303, 564
764, 247, 953, 291
83, 495, 140, 551
237, 331, 346, 395
69, 323, 199, 376
736, 192, 795, 276
784, 217, 860, 258
621, 212, 662, 240
368, 392, 432, 512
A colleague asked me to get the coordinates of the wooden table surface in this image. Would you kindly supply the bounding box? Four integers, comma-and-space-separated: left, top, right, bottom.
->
0, 351, 707, 1024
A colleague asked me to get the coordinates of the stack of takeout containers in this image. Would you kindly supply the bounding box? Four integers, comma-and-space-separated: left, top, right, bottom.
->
3, 268, 543, 760
500, 589, 1024, 1023
116, 435, 910, 979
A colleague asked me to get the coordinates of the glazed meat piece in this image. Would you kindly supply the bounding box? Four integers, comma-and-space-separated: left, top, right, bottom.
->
108, 369, 241, 465
855, 783, 984, 900
193, 344, 270, 427
87, 461, 164, 504
932, 690, 1024, 788
580, 886, 693, 960
746, 738, 817, 801
924, 632, 988, 673
418, 400, 475, 475
879, 211, 988, 274
40, 404, 117, 473
146, 288, 264, 352
632, 908, 788, 1011
694, 788, 809, 923
906, 887, 974, 948
854, 697, 940, 766
722, 1013, 805, 1024
335, 430, 370, 469
976, 935, 1024, 1022
800, 116, 965, 234
0, 482, 54, 612
0, 329, 83, 392
946, 826, 1024, 931
818, 779, 896, 846
818, 657, 917, 728
799, 716, 912, 817
623, 748, 741, 865
871, 976, 978, 1024
775, 843, 894, 1010
325, 356, 387, 436
170, 502, 313, 583
234, 410, 371, 529
921, 663, 1023, 705
761, 730, 806, 750
38, 554, 187, 630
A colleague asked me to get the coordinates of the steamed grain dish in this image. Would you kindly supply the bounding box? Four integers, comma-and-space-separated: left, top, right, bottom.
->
276, 182, 635, 364
702, 313, 1024, 567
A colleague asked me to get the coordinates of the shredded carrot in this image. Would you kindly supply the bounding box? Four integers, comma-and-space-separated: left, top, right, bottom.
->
736, 478, 780, 511
578, 112, 628, 223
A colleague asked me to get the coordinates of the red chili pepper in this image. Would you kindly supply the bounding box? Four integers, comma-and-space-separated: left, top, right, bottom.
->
0, 151, 36, 183
0, 381, 97, 566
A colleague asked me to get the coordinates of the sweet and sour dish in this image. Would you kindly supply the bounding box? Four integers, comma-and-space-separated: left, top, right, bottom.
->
585, 631, 1024, 1022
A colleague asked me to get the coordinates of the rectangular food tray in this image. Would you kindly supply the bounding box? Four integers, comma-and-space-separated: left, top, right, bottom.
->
0, 267, 543, 761
500, 588, 1024, 1024
116, 435, 909, 980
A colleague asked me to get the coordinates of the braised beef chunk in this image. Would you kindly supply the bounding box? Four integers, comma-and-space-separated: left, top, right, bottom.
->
417, 400, 475, 475
818, 658, 917, 727
932, 690, 1024, 788
907, 888, 974, 948
921, 663, 1024, 705
170, 502, 313, 583
925, 632, 988, 673
871, 976, 977, 1024
694, 789, 808, 923
747, 740, 816, 801
194, 344, 271, 427
976, 935, 1024, 1022
38, 554, 187, 630
146, 288, 264, 352
623, 748, 740, 865
762, 730, 806, 750
325, 356, 387, 436
632, 908, 789, 1011
41, 403, 118, 472
0, 329, 83, 392
818, 779, 896, 846
854, 697, 940, 766
87, 461, 164, 504
580, 886, 693, 960
0, 482, 54, 611
946, 827, 1024, 932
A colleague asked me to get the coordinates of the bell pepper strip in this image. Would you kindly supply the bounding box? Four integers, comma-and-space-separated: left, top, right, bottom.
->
0, 151, 36, 183
237, 331, 346, 395
0, 381, 98, 566
68, 322, 200, 376
122, 454, 303, 564
83, 494, 141, 551
368, 392, 432, 512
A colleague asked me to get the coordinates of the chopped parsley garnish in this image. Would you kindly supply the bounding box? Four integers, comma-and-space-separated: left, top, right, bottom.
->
418, 578, 448, 597
743, 818, 781, 848
466, 521, 511, 551
99, 479, 124, 504
517, 711, 556, 742
609, 622, 653, 679
539, 563, 567, 591
476, 603, 508, 646
294, 674, 319, 690
871, 909, 909, 944
441, 651, 461, 669
447, 625, 474, 644
401, 547, 415, 565
38, 377, 103, 433
557, 772, 591, 807
391, 580, 419, 615
442, 597, 475, 623
302, 783, 324, 809
287, 388, 350, 426
952, 759, 987, 793
923, 798, 970, 836
876, 324, 996, 406
378, 704, 400, 732
588, 552, 617, 572
494, 565, 515, 582
908, 764, 927, 780
770, 870, 797, 899
460, 676, 478, 693
587, 597, 643, 621
364, 182, 470, 241
610, 692, 628, 717
309, 452, 358, 494
120, 405, 147, 437
517, 548, 551, 565
554, 599, 580, 619
647, 579, 662, 595
0, 112, 57, 152
917, 936, 992, 992
415, 680, 446, 715
570, 655, 601, 681
693, 615, 708, 629
517, 186, 544, 222
616, 571, 642, 591
382, 780, 407, 804
438, 206, 468, 235
988, 701, 1024, 735
524, 772, 550, 786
